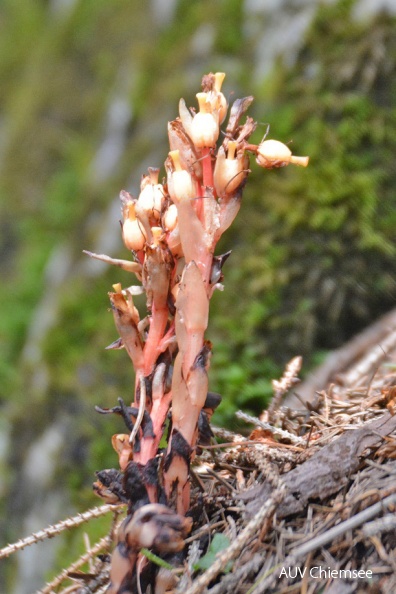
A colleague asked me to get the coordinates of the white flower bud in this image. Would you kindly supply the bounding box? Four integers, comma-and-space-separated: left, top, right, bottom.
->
163, 203, 178, 231
190, 93, 219, 149
214, 141, 248, 196
122, 202, 147, 251
256, 139, 309, 169
207, 72, 228, 124
167, 150, 195, 203
138, 169, 165, 220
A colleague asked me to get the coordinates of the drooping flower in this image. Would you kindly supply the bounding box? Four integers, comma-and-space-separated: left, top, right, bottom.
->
256, 139, 309, 169
122, 200, 147, 251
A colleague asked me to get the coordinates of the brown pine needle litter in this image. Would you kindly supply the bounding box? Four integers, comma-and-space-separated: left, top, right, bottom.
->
3, 334, 396, 593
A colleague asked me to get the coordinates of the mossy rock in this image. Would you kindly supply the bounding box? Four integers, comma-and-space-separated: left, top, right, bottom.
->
210, 1, 396, 415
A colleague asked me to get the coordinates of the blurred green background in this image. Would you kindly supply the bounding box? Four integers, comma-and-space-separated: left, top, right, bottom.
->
1, 0, 396, 591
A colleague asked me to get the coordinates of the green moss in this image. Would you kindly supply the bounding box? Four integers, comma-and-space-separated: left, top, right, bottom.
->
214, 0, 244, 55
209, 0, 396, 410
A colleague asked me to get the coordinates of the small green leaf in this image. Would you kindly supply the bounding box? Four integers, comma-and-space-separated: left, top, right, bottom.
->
193, 533, 232, 572
141, 548, 173, 570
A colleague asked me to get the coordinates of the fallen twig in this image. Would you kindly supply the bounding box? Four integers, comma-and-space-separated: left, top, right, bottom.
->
236, 411, 306, 446
242, 412, 396, 518
36, 535, 111, 594
0, 504, 124, 560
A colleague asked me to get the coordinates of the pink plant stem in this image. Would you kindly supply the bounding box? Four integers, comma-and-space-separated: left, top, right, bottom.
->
166, 151, 214, 513
202, 252, 213, 291
107, 546, 137, 594
134, 307, 169, 465
201, 147, 214, 188
139, 391, 172, 466
175, 200, 211, 287
157, 322, 176, 355
181, 331, 205, 379
143, 304, 169, 377
193, 178, 204, 221
200, 147, 217, 291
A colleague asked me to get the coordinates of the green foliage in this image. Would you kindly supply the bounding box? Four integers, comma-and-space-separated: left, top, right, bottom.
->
194, 533, 232, 573
209, 2, 396, 415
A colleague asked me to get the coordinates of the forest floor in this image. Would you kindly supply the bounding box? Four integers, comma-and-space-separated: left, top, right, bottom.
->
3, 311, 396, 594
183, 310, 396, 594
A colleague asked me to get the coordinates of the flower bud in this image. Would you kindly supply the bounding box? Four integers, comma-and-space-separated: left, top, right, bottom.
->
190, 93, 219, 149
167, 226, 183, 258
168, 117, 202, 180
256, 139, 309, 169
111, 434, 132, 471
122, 202, 147, 251
214, 141, 248, 196
167, 150, 195, 203
207, 72, 228, 124
178, 98, 194, 140
138, 168, 165, 220
150, 226, 163, 247
163, 203, 178, 231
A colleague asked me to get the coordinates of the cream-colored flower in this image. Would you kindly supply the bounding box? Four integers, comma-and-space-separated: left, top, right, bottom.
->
214, 141, 249, 196
138, 168, 165, 220
190, 92, 220, 149
122, 201, 147, 251
163, 203, 178, 231
167, 149, 195, 203
256, 139, 309, 169
207, 72, 227, 124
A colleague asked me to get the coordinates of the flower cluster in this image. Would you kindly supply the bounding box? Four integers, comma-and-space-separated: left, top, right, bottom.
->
86, 72, 308, 593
